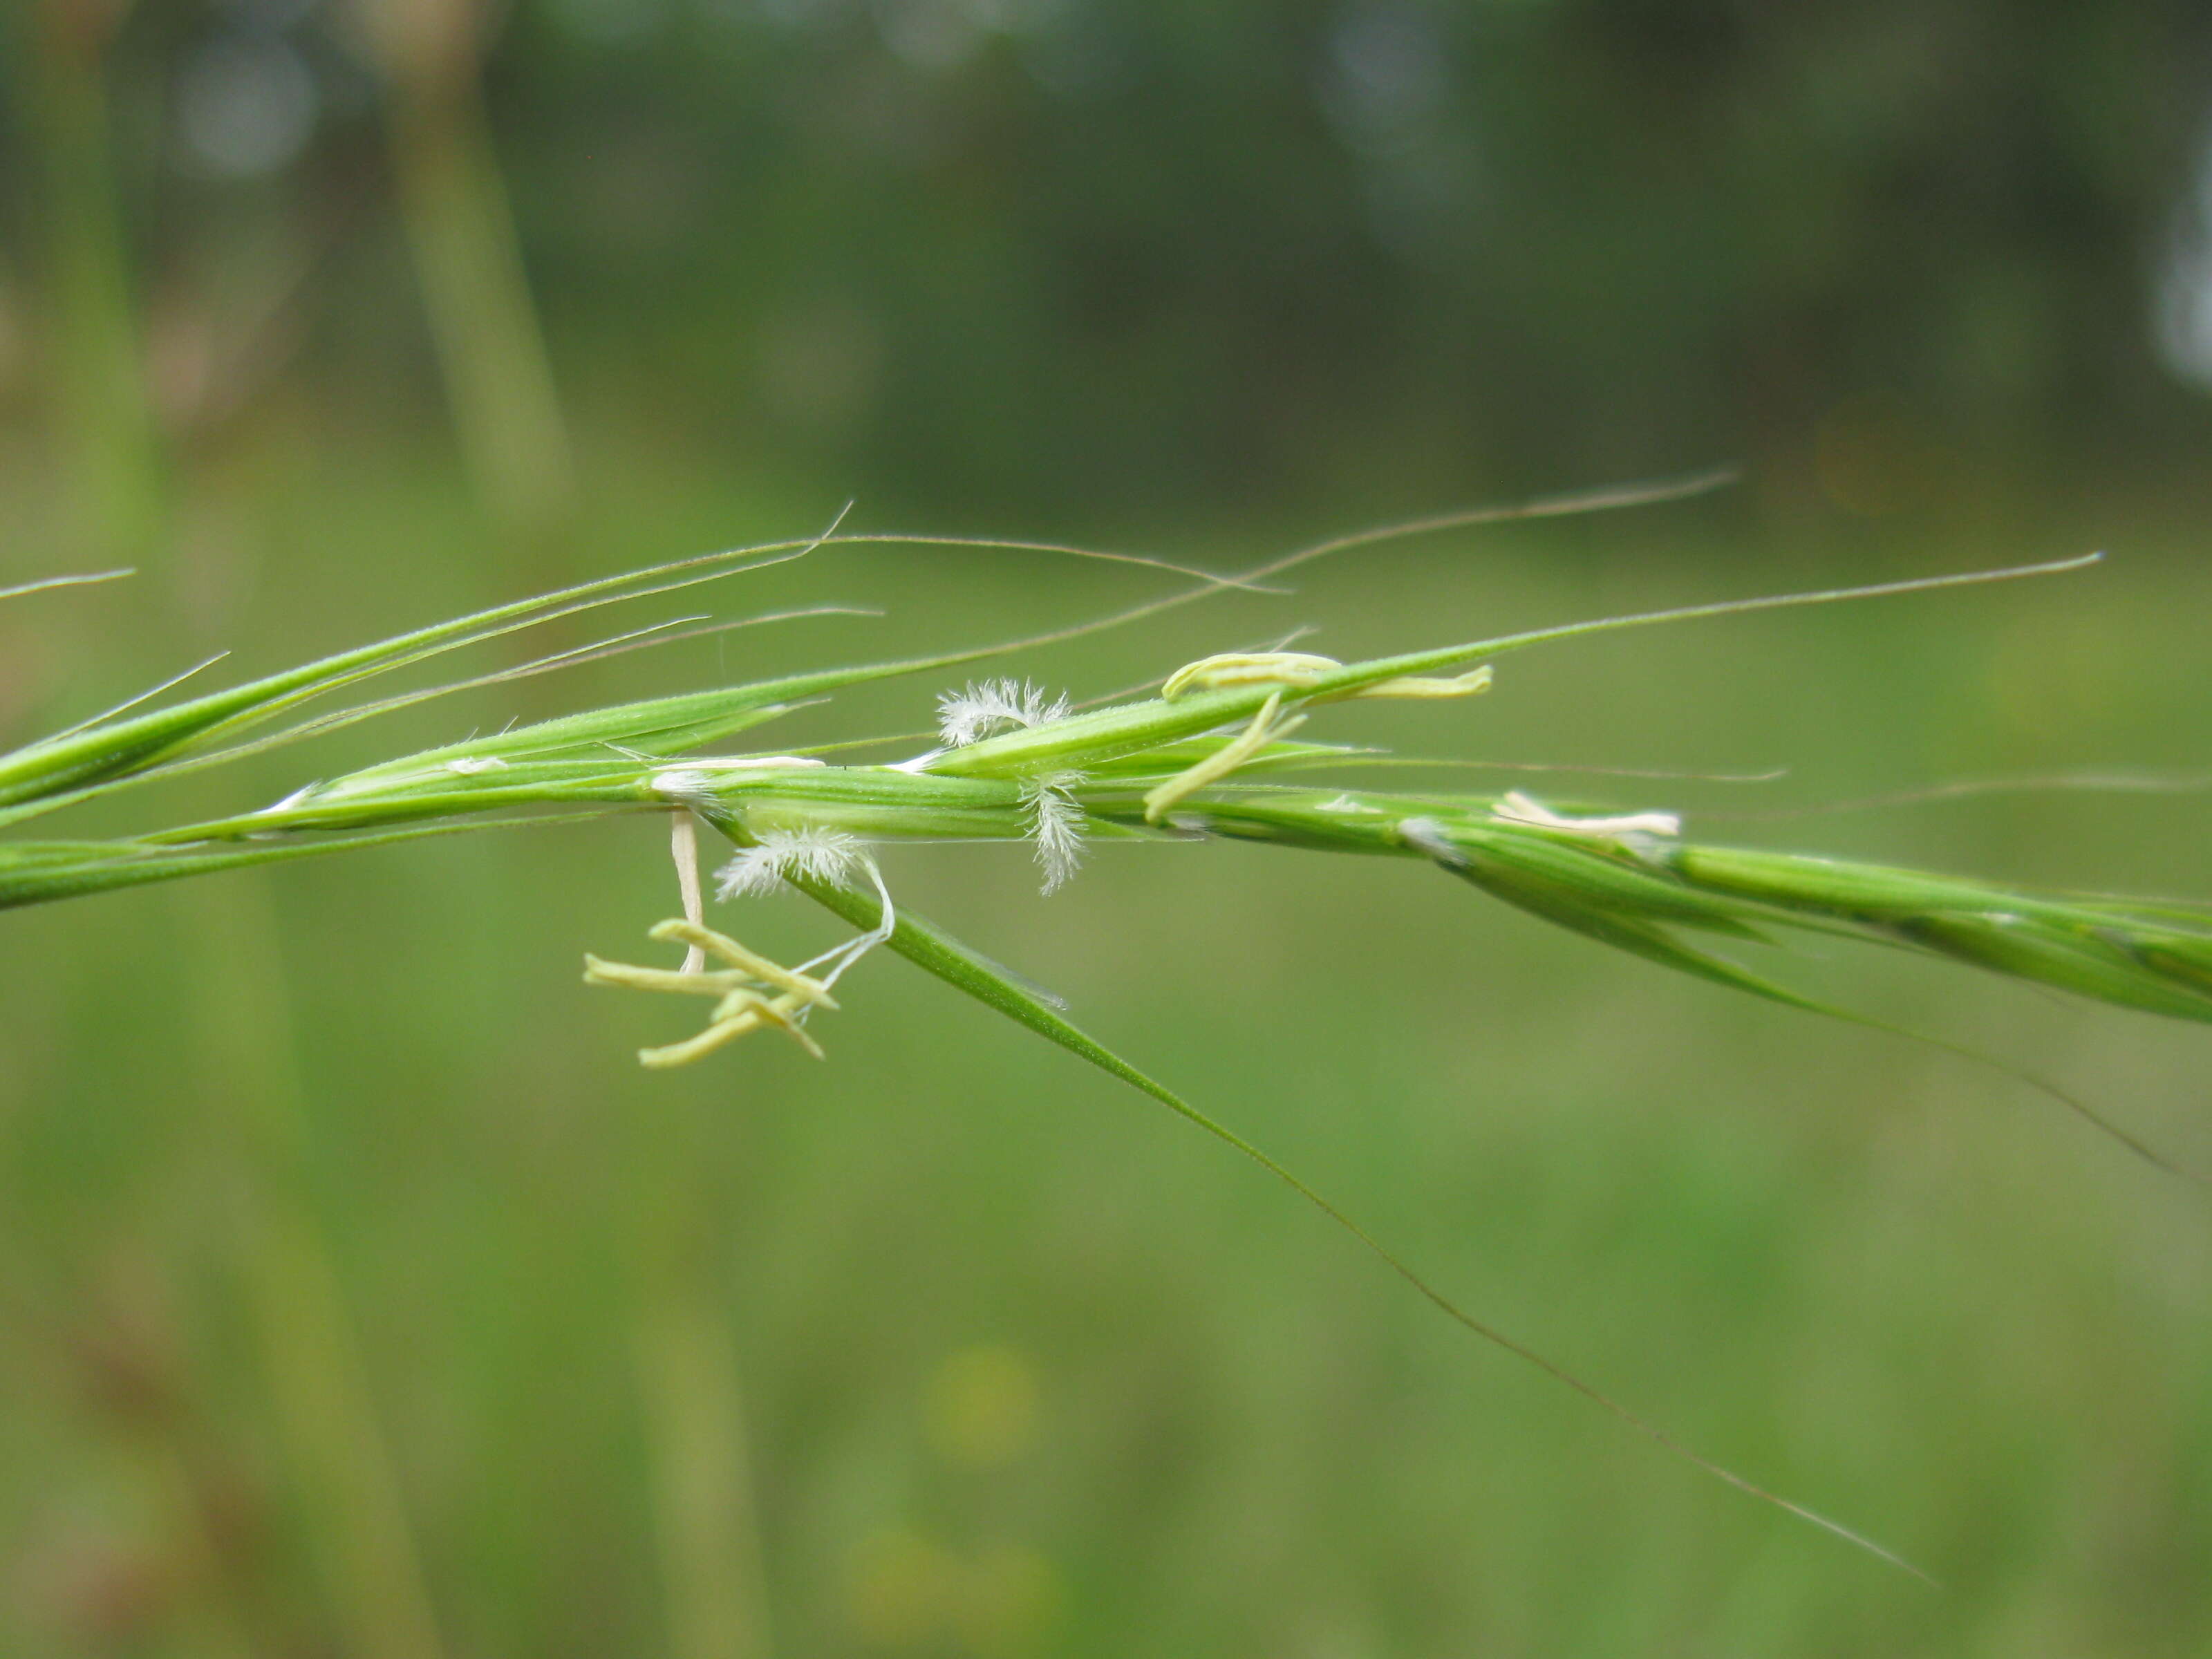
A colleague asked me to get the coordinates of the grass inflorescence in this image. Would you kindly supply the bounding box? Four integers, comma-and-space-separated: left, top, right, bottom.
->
5, 475, 2203, 1579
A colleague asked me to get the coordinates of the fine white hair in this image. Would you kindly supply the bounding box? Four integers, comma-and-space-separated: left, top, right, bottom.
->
709, 825, 897, 995
714, 827, 870, 900
1022, 773, 1087, 894
935, 679, 1071, 749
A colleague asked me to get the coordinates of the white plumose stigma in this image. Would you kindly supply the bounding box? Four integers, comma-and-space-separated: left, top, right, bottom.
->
715, 827, 897, 990
1022, 772, 1087, 894
446, 756, 509, 776
1492, 789, 1681, 839
935, 678, 1071, 748
715, 827, 870, 900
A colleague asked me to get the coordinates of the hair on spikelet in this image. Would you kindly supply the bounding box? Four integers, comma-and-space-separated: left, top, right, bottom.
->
1022, 772, 1087, 894
714, 827, 869, 899
936, 679, 1071, 748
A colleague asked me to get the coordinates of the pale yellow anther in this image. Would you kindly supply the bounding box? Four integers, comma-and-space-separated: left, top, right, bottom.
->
1142, 691, 1308, 823
588, 919, 836, 1067
1355, 665, 1493, 700
638, 1009, 764, 1069
1161, 651, 1491, 704
727, 991, 825, 1057
637, 990, 823, 1068
1161, 652, 1342, 700
581, 956, 734, 996
646, 917, 836, 1006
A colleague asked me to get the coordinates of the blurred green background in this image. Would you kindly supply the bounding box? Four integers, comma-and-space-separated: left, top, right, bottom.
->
3, 1, 2211, 1653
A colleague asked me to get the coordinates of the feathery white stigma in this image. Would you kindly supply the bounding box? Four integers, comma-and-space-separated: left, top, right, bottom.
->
714, 827, 868, 899
1022, 773, 1087, 894
935, 678, 1071, 748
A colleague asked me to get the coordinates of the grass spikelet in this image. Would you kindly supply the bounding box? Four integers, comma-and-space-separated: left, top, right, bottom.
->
1666, 843, 2212, 1025
10, 482, 2196, 1580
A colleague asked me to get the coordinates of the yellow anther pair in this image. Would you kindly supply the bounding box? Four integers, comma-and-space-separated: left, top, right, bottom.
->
1141, 651, 1493, 824
585, 918, 835, 1067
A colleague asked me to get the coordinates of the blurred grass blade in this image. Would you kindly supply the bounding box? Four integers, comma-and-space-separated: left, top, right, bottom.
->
749, 821, 1931, 1582
0, 567, 133, 601
363, 0, 574, 541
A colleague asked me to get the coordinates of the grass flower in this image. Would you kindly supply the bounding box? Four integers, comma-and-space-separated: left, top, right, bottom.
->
5, 475, 2195, 1579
